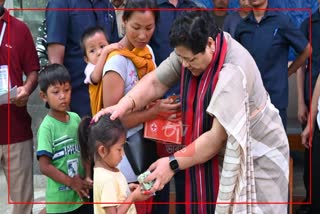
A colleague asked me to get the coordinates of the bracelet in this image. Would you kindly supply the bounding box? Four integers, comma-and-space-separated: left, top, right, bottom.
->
127, 95, 136, 112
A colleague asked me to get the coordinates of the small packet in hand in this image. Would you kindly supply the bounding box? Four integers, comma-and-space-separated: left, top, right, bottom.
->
137, 170, 154, 191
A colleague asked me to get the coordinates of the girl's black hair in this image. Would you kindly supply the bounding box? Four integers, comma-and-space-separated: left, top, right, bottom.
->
78, 114, 126, 163
38, 64, 71, 108
80, 26, 108, 57
123, 0, 159, 24
169, 10, 220, 55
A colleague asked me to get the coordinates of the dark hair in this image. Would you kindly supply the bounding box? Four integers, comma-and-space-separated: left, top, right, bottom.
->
123, 0, 159, 24
38, 64, 71, 109
169, 10, 220, 55
39, 64, 71, 93
80, 26, 108, 56
78, 114, 126, 163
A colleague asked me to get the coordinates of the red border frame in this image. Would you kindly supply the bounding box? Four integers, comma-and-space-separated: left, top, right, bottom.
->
5, 7, 313, 208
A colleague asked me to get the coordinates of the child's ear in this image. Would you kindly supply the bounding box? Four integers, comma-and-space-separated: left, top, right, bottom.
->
39, 91, 48, 103
97, 145, 107, 158
84, 56, 88, 63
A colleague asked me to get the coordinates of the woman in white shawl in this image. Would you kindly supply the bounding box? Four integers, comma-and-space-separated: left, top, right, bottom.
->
94, 10, 289, 214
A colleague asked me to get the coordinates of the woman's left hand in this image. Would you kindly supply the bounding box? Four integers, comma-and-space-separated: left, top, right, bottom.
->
144, 157, 174, 193
148, 98, 181, 120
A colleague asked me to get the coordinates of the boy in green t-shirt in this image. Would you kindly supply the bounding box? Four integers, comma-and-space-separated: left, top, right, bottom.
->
37, 64, 92, 214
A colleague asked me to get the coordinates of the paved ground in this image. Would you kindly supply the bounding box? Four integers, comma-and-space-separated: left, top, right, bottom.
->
0, 171, 46, 214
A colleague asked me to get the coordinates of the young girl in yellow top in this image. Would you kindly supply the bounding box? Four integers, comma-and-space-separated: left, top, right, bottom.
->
78, 114, 151, 214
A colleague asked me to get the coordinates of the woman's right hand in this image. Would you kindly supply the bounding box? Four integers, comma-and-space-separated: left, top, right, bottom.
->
93, 105, 120, 123
93, 95, 134, 122
144, 157, 174, 193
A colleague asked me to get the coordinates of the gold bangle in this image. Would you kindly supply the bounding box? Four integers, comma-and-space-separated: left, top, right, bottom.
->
127, 95, 136, 112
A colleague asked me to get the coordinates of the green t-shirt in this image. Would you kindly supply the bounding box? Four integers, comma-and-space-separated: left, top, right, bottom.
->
37, 112, 84, 213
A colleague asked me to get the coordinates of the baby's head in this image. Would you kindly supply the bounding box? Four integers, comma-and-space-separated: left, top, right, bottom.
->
78, 114, 126, 167
38, 64, 71, 110
80, 26, 109, 65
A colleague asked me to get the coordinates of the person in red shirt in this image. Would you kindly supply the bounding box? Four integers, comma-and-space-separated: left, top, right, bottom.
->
0, 1, 39, 213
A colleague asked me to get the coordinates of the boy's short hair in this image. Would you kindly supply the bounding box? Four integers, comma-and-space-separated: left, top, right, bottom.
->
80, 26, 108, 56
38, 63, 71, 93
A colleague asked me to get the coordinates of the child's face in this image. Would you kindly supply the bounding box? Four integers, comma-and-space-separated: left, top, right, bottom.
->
103, 135, 126, 168
40, 82, 71, 112
84, 32, 109, 65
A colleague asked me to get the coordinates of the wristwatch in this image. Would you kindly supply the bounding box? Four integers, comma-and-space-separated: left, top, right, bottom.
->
169, 155, 180, 174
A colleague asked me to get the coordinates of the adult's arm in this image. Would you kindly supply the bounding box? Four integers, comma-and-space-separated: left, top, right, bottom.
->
103, 70, 180, 128
90, 43, 123, 84
46, 0, 69, 64
146, 117, 227, 191
296, 17, 311, 123
296, 65, 308, 124
48, 43, 65, 64
301, 74, 320, 148
103, 71, 160, 127
12, 71, 38, 107
94, 51, 181, 121
12, 21, 39, 107
24, 71, 38, 94
284, 13, 311, 77
309, 75, 320, 127
288, 43, 311, 76
127, 51, 181, 111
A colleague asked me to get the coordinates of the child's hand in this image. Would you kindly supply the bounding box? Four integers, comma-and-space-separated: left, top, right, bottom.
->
102, 42, 124, 57
130, 184, 153, 202
84, 176, 93, 189
128, 183, 139, 192
69, 175, 91, 199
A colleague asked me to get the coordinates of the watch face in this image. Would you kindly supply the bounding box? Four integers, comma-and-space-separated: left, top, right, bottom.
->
170, 159, 179, 172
